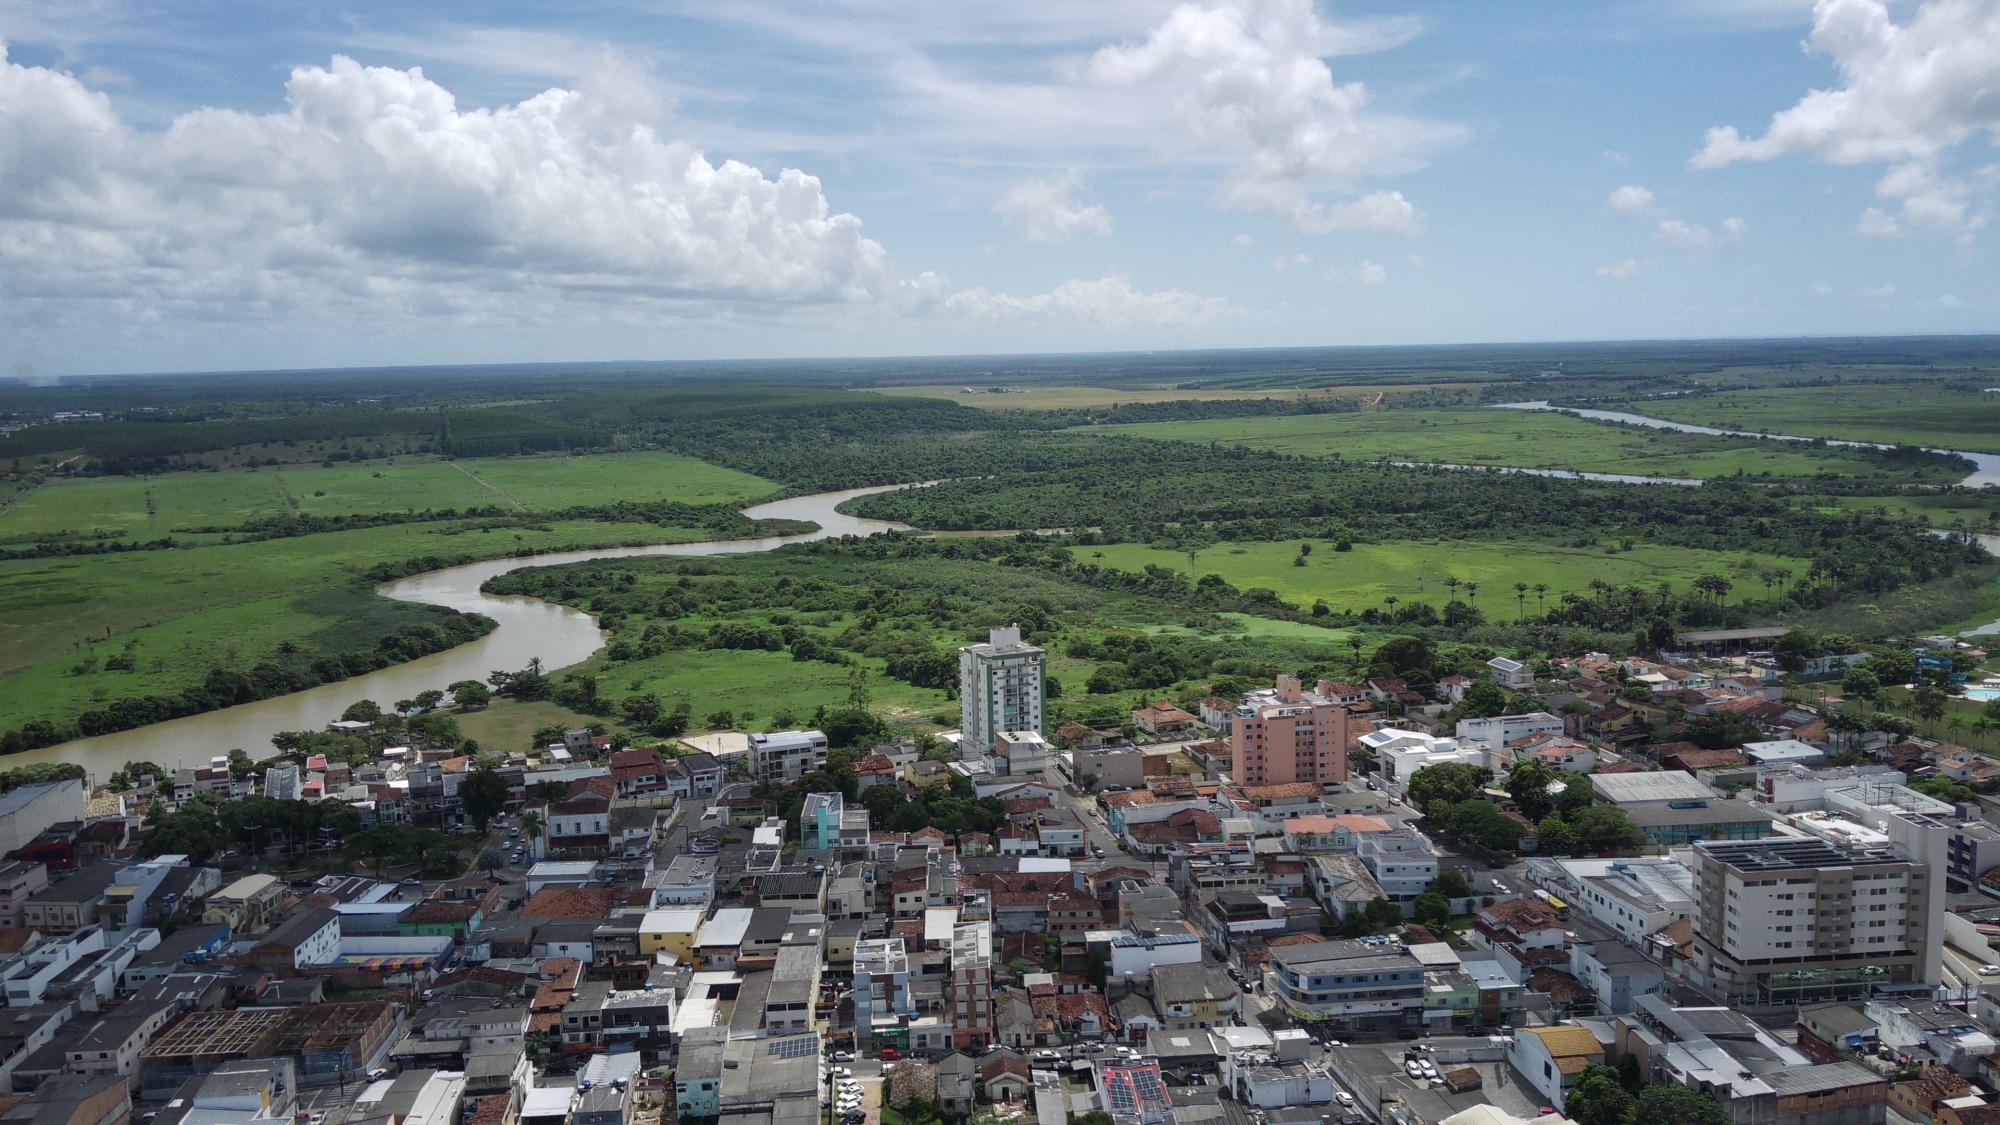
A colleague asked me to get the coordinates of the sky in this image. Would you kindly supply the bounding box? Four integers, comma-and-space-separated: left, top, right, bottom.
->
0, 0, 1995, 376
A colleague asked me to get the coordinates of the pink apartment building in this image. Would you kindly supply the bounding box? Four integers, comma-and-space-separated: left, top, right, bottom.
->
1228, 675, 1353, 787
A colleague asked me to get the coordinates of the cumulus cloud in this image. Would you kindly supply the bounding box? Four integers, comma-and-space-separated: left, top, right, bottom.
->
1231, 233, 1255, 250
1608, 184, 1656, 217
1654, 217, 1747, 250
1691, 0, 1999, 239
994, 171, 1114, 241
1083, 0, 1457, 234
0, 44, 1240, 352
1595, 258, 1654, 280
1272, 252, 1313, 272
1325, 260, 1387, 284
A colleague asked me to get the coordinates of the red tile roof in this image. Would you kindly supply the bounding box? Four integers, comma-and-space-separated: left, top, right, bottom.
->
521, 886, 617, 919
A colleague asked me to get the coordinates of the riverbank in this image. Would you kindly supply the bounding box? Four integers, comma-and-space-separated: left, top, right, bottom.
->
3, 485, 914, 776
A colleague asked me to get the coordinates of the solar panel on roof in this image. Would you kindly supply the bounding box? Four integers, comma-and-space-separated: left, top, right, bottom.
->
768, 1036, 817, 1058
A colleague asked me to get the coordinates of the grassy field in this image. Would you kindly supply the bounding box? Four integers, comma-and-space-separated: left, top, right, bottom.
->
0, 452, 778, 540
1074, 409, 1946, 481
1071, 538, 1803, 613
877, 383, 1456, 410
1805, 493, 2000, 524
454, 699, 604, 753
1633, 385, 2000, 452
0, 517, 741, 732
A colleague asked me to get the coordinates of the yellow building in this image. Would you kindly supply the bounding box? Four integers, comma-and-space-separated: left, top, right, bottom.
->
638, 907, 704, 963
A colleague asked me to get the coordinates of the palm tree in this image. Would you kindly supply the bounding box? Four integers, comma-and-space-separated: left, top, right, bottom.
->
1532, 583, 1548, 616
1514, 582, 1529, 621
519, 810, 546, 861
1383, 595, 1399, 616
1443, 576, 1461, 603
1463, 581, 1480, 606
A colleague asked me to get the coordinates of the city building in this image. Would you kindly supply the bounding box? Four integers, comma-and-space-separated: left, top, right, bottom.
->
1690, 837, 1934, 1007
1264, 939, 1424, 1033
959, 626, 1046, 759
1455, 712, 1564, 755
1591, 771, 1778, 846
1365, 731, 1482, 797
0, 780, 85, 857
853, 938, 914, 1049
1510, 1025, 1606, 1111
1356, 826, 1438, 901
747, 731, 829, 784
1228, 676, 1352, 788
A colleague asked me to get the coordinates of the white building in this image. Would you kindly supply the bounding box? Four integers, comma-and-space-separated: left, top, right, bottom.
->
1487, 657, 1535, 691
1357, 827, 1439, 901
1364, 730, 1482, 796
263, 765, 301, 802
0, 779, 85, 855
1455, 712, 1564, 755
747, 730, 828, 784
1546, 857, 1695, 944
959, 626, 1045, 760
994, 730, 1054, 777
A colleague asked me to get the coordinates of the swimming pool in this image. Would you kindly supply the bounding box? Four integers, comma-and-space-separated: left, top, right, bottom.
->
1965, 688, 2000, 702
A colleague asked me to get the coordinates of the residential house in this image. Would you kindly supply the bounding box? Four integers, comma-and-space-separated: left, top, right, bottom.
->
1509, 1025, 1605, 1111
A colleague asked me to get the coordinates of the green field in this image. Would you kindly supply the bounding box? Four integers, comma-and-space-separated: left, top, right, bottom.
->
1633, 385, 2000, 453
878, 383, 1449, 410
1072, 538, 1803, 613
0, 516, 751, 732
1075, 409, 1950, 481
0, 452, 778, 540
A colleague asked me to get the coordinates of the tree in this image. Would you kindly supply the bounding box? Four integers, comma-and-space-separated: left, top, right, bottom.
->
226, 748, 255, 781
1772, 628, 1820, 674
1406, 763, 1492, 810
1571, 804, 1645, 853
341, 699, 385, 724
1565, 1066, 1637, 1125
1912, 684, 1948, 733
1375, 637, 1435, 677
1686, 710, 1761, 750
1429, 870, 1472, 899
460, 767, 511, 831
109, 760, 164, 790
1412, 891, 1452, 930
1636, 1086, 1728, 1125
1431, 799, 1525, 851
1537, 815, 1578, 855
1454, 681, 1512, 721
1841, 666, 1880, 704
346, 825, 408, 878
1506, 759, 1561, 821
519, 810, 545, 859
450, 680, 492, 709
477, 847, 506, 874
1365, 897, 1402, 930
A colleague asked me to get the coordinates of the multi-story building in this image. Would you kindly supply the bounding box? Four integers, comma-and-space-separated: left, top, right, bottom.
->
1455, 712, 1564, 755
1356, 826, 1438, 901
748, 731, 828, 784
1690, 837, 1934, 1007
203, 873, 285, 934
959, 626, 1045, 760
949, 921, 993, 1051
1265, 939, 1425, 1033
1228, 675, 1352, 787
853, 938, 914, 1048
0, 862, 49, 929
0, 780, 85, 856
1544, 857, 1696, 945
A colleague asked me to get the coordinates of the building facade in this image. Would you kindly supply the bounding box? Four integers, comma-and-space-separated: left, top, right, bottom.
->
1228, 676, 1352, 788
958, 626, 1045, 760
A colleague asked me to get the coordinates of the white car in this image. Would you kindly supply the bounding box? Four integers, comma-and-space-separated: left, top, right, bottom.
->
1335, 1092, 1356, 1108
1404, 1062, 1424, 1079
833, 1067, 853, 1078
1981, 964, 2000, 976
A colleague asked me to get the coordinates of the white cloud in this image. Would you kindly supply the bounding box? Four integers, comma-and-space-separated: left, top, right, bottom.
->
1692, 0, 1999, 239
1654, 217, 1747, 250
1595, 258, 1654, 280
1855, 206, 1904, 237
994, 170, 1114, 241
1272, 252, 1312, 272
1601, 148, 1630, 163
1231, 233, 1255, 250
1325, 259, 1387, 284
941, 274, 1238, 329
1082, 0, 1457, 234
1812, 280, 1835, 295
1938, 292, 1965, 308
1608, 184, 1656, 217
1855, 282, 1898, 303
0, 43, 1242, 351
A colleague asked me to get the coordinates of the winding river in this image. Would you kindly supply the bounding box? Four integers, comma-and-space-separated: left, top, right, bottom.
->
1493, 400, 2000, 488
15, 485, 915, 778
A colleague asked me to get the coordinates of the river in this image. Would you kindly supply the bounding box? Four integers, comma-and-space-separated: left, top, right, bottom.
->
14, 485, 915, 778
1492, 401, 2000, 488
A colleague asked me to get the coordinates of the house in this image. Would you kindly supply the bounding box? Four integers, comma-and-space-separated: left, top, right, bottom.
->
1282, 814, 1389, 854
1488, 657, 1535, 691
1438, 675, 1476, 704
608, 750, 665, 797
935, 1052, 977, 1116
854, 755, 899, 794
1131, 700, 1199, 737
748, 731, 828, 784
1476, 898, 1568, 981
979, 1051, 1033, 1103
1509, 1025, 1605, 1111
1150, 962, 1239, 1029
203, 873, 284, 933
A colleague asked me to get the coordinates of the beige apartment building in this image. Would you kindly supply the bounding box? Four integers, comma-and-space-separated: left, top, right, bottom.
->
1228, 675, 1352, 787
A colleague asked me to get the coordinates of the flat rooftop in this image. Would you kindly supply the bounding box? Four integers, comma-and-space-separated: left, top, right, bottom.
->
1696, 836, 1905, 872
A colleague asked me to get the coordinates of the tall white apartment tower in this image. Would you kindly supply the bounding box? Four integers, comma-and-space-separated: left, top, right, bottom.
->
958, 624, 1045, 760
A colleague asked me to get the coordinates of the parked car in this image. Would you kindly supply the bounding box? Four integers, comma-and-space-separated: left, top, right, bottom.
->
879, 1047, 903, 1061
1981, 964, 2000, 976
1335, 1093, 1355, 1108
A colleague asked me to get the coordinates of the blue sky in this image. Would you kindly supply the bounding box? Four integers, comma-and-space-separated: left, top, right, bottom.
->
0, 0, 1993, 375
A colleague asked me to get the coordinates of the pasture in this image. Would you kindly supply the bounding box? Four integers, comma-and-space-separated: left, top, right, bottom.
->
1634, 385, 2000, 453
1071, 538, 1803, 614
